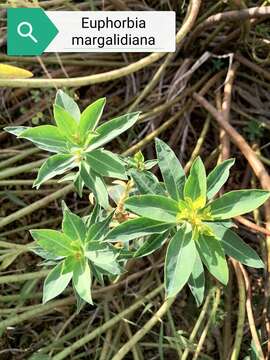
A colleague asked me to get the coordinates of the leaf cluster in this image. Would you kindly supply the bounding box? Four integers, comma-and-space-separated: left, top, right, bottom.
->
6, 91, 270, 307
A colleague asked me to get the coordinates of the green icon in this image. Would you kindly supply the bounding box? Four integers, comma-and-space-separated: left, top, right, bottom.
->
7, 8, 58, 56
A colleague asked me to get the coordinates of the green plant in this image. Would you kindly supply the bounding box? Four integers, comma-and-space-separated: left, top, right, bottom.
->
107, 139, 268, 304
5, 90, 139, 209
5, 91, 270, 307
30, 203, 121, 306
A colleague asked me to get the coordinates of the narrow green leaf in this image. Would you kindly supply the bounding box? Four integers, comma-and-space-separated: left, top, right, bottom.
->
79, 98, 106, 140
86, 212, 114, 242
144, 160, 158, 170
134, 231, 169, 258
4, 126, 29, 137
72, 259, 93, 304
43, 262, 72, 303
207, 223, 264, 268
207, 159, 235, 199
62, 256, 77, 274
125, 195, 179, 223
209, 190, 270, 220
19, 125, 67, 153
106, 217, 171, 242
33, 154, 76, 188
184, 157, 207, 207
155, 138, 185, 200
85, 242, 121, 274
31, 245, 61, 261
30, 229, 76, 257
165, 223, 197, 297
53, 104, 79, 144
74, 288, 86, 314
80, 162, 109, 209
62, 208, 86, 244
55, 90, 81, 122
130, 169, 165, 195
188, 254, 205, 306
196, 233, 228, 285
87, 112, 140, 150
83, 204, 101, 228
74, 170, 84, 197
85, 149, 127, 180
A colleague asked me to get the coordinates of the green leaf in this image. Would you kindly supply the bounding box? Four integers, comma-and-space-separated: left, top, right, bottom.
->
30, 229, 76, 257
87, 112, 140, 150
130, 169, 165, 195
79, 98, 106, 141
31, 245, 61, 261
80, 162, 109, 209
106, 217, 171, 242
125, 195, 179, 223
33, 154, 76, 188
165, 223, 197, 297
184, 157, 207, 207
62, 208, 86, 244
19, 125, 67, 153
155, 138, 185, 201
83, 204, 101, 228
188, 254, 205, 306
196, 233, 228, 285
62, 256, 77, 274
207, 223, 264, 268
74, 288, 86, 314
144, 160, 158, 170
53, 104, 80, 144
134, 231, 169, 258
209, 190, 270, 220
72, 259, 93, 304
85, 149, 127, 180
74, 170, 84, 197
86, 212, 114, 242
4, 126, 28, 137
43, 262, 72, 303
207, 159, 235, 199
55, 90, 81, 122
85, 242, 121, 274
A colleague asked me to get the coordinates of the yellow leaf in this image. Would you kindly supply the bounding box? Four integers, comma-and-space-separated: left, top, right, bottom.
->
0, 64, 33, 79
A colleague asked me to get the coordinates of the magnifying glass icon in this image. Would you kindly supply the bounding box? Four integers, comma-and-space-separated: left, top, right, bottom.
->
17, 22, 38, 43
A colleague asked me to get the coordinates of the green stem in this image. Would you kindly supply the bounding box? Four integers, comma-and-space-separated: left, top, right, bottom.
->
52, 285, 163, 360
0, 184, 73, 229
192, 288, 221, 360
0, 159, 43, 180
181, 289, 213, 360
0, 148, 40, 170
230, 260, 246, 360
111, 296, 175, 360
0, 269, 49, 285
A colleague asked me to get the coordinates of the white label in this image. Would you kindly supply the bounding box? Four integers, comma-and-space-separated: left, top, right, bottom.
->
46, 11, 175, 53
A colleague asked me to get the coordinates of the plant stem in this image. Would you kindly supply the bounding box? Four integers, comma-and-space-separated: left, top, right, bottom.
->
0, 269, 49, 284
111, 296, 175, 360
0, 159, 44, 180
192, 288, 221, 360
230, 260, 246, 360
0, 184, 73, 229
181, 289, 212, 360
52, 285, 163, 360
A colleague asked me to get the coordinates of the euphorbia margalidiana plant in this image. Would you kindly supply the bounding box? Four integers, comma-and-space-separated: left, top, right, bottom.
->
5, 90, 140, 209
5, 91, 270, 307
31, 203, 122, 305
107, 139, 269, 305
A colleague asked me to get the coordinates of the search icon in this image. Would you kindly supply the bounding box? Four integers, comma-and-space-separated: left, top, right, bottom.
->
17, 22, 38, 43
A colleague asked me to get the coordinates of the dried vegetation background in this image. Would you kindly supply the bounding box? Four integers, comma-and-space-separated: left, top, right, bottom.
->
1, 0, 270, 359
